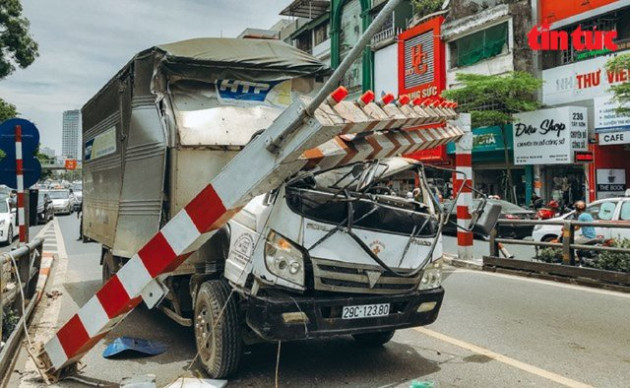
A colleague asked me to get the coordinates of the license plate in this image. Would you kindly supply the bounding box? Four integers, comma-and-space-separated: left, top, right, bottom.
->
342, 303, 390, 320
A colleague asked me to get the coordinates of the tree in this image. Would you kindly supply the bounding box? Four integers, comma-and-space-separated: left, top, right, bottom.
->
0, 98, 17, 122
411, 0, 443, 18
442, 71, 543, 203
0, 0, 38, 79
0, 0, 38, 123
605, 53, 630, 117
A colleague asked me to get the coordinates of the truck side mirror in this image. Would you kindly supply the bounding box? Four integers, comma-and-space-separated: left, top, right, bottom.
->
468, 199, 502, 236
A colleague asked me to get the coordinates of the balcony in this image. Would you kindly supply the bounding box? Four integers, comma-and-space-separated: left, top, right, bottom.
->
371, 26, 402, 50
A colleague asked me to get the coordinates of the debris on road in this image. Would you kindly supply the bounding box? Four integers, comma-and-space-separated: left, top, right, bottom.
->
165, 377, 227, 388
102, 337, 166, 359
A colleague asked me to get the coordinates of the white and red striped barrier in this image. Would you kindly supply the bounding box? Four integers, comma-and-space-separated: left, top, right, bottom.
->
453, 114, 473, 261
33, 89, 462, 382
14, 124, 27, 243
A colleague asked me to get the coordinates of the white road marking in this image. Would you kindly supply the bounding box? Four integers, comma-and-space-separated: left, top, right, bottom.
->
414, 327, 593, 388
447, 268, 630, 299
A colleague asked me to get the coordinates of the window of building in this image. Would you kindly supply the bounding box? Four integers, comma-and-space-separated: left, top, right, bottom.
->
295, 31, 312, 53
542, 7, 630, 69
313, 22, 328, 46
449, 22, 509, 68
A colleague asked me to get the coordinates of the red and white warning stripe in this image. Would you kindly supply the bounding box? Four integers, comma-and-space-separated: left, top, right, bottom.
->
35, 252, 54, 303
15, 125, 26, 243
453, 115, 473, 260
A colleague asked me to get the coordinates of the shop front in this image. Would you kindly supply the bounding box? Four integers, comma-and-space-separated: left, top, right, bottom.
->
543, 48, 630, 201
513, 107, 590, 208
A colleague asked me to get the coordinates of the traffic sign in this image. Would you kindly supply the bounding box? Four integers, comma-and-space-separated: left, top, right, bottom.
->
0, 118, 42, 187
65, 159, 77, 170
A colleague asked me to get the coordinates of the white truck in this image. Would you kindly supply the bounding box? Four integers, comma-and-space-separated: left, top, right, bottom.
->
79, 36, 483, 378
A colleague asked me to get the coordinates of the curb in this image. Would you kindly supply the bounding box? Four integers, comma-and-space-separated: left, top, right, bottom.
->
443, 254, 483, 270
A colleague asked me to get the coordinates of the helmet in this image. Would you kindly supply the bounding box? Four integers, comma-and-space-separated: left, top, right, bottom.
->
547, 200, 559, 209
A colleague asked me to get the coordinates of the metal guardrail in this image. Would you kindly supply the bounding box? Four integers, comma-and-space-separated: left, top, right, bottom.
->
0, 238, 44, 381
489, 219, 630, 266
484, 219, 630, 291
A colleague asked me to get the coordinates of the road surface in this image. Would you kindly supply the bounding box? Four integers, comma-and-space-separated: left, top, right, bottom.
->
10, 216, 630, 387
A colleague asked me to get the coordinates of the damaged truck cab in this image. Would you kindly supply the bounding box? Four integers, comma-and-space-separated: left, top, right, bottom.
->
82, 38, 447, 378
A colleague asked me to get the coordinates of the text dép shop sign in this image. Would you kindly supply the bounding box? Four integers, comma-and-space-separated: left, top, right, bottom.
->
513, 107, 588, 166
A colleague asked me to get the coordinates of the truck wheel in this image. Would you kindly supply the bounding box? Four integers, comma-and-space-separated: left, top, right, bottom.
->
102, 253, 121, 284
194, 279, 242, 378
352, 330, 395, 346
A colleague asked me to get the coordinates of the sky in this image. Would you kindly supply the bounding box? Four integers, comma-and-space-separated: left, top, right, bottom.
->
0, 0, 291, 155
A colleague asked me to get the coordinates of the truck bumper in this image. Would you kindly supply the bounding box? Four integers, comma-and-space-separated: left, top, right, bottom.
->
246, 287, 444, 341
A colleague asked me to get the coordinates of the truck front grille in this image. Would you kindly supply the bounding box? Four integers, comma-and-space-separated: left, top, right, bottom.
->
311, 258, 422, 295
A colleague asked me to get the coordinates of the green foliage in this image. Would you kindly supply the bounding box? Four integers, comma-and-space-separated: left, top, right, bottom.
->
411, 0, 443, 18
588, 238, 630, 273
605, 53, 630, 117
2, 306, 20, 341
36, 148, 54, 180
441, 71, 543, 128
0, 0, 38, 79
536, 247, 563, 263
0, 98, 17, 122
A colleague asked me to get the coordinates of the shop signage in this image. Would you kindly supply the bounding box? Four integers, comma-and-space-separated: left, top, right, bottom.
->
513, 107, 588, 165
446, 126, 512, 154
399, 17, 447, 162
398, 17, 445, 99
574, 151, 594, 162
528, 24, 617, 52
540, 0, 618, 24
596, 169, 627, 199
594, 95, 630, 133
599, 130, 630, 146
542, 52, 630, 106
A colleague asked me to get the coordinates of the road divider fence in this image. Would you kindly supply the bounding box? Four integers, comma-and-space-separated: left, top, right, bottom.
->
0, 238, 44, 381
485, 219, 630, 292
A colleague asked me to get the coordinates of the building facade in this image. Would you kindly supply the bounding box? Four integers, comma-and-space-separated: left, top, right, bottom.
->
62, 110, 81, 160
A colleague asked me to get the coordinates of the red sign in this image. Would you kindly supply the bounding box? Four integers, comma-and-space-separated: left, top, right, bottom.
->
541, 0, 618, 24
399, 17, 448, 162
575, 151, 594, 163
398, 17, 445, 99
65, 159, 77, 170
528, 24, 617, 52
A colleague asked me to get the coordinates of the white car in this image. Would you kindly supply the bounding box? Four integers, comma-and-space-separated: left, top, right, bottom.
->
531, 197, 630, 242
45, 189, 74, 214
0, 197, 18, 245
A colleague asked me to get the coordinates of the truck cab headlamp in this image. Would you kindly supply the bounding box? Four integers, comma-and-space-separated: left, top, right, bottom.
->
264, 231, 305, 286
419, 259, 442, 290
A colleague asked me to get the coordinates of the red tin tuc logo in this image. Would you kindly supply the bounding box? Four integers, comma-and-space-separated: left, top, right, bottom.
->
528, 23, 618, 51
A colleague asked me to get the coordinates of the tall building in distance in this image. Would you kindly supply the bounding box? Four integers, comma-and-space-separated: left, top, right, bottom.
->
62, 110, 81, 160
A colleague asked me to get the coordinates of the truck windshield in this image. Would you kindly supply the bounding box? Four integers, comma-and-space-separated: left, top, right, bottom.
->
286, 159, 438, 237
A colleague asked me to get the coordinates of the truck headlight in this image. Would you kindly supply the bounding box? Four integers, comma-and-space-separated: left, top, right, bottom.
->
419, 259, 442, 290
264, 230, 305, 286
534, 225, 542, 231
0, 219, 4, 226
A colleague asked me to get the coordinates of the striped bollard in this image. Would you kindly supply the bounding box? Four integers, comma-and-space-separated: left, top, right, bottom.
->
453, 114, 473, 261
15, 125, 28, 243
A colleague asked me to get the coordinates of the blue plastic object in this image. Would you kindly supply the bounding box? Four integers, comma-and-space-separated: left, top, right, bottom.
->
0, 118, 41, 188
102, 337, 167, 358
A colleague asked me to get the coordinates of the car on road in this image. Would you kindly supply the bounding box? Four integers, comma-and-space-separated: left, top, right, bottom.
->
37, 191, 54, 224
531, 196, 630, 242
443, 198, 536, 239
71, 183, 82, 211
0, 197, 17, 245
45, 189, 74, 215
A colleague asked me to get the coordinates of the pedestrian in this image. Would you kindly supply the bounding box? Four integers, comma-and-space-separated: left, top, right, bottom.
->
573, 200, 596, 244
77, 201, 83, 240
531, 193, 543, 209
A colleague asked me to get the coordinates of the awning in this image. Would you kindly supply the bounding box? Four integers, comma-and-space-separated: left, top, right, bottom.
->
280, 0, 330, 19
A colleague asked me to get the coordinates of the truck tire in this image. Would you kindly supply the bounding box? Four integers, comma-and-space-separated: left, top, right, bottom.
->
352, 330, 395, 346
194, 279, 242, 378
102, 253, 121, 284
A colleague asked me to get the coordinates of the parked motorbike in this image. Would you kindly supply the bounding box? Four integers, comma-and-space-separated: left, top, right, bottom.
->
536, 200, 560, 220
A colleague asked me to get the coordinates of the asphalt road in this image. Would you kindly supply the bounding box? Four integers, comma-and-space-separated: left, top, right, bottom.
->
442, 234, 537, 262
12, 216, 630, 387
0, 219, 45, 253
